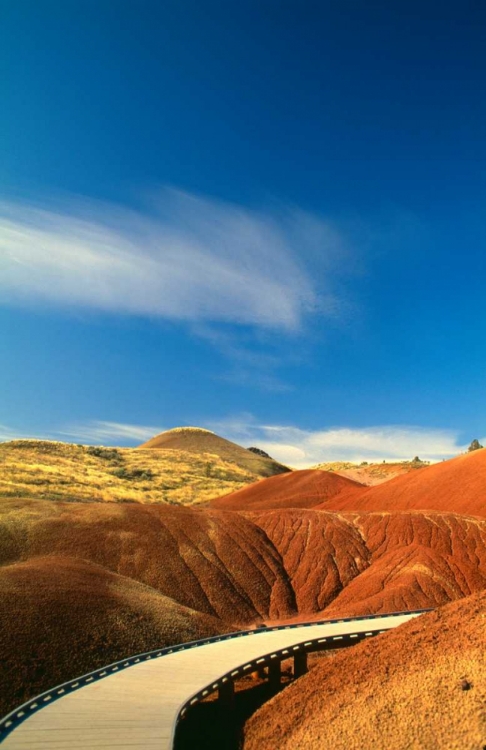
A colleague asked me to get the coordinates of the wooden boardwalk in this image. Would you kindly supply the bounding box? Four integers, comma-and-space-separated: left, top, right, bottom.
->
2, 612, 422, 749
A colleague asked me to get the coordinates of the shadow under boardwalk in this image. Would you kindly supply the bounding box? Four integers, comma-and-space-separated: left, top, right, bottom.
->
174, 677, 292, 750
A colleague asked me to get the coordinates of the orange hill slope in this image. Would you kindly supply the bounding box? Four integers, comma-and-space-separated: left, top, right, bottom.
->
4, 499, 486, 627
243, 590, 486, 750
0, 555, 226, 718
316, 447, 486, 517
251, 509, 486, 619
138, 426, 289, 478
210, 469, 365, 510
2, 499, 486, 717
0, 498, 296, 624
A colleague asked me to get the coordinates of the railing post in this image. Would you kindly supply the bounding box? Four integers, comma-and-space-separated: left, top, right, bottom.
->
293, 650, 308, 678
218, 678, 235, 710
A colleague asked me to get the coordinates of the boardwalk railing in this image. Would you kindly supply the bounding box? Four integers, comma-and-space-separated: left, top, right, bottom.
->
0, 608, 432, 744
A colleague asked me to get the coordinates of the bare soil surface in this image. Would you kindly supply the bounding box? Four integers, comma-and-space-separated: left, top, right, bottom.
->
0, 555, 227, 717
2, 496, 486, 717
251, 509, 486, 619
0, 498, 296, 624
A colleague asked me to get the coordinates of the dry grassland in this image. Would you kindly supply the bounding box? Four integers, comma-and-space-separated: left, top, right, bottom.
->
0, 440, 263, 505
139, 427, 289, 479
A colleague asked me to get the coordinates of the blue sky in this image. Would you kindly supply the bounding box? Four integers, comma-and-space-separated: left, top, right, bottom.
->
1, 0, 485, 466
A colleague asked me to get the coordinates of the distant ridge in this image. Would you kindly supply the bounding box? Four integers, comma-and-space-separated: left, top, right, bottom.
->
138, 426, 290, 478
317, 447, 486, 517
311, 460, 428, 486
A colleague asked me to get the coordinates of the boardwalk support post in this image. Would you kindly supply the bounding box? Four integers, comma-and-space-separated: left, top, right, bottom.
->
218, 678, 235, 709
268, 660, 281, 692
294, 651, 308, 678
0, 611, 428, 746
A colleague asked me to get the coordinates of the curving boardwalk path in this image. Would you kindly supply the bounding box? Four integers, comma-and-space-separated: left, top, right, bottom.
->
1, 611, 426, 749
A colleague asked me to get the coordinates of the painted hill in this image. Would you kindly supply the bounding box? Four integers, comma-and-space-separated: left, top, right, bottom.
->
0, 437, 285, 506
317, 447, 486, 517
0, 555, 226, 718
2, 497, 486, 716
138, 427, 290, 478
243, 590, 486, 750
210, 469, 365, 510
251, 509, 486, 619
312, 459, 429, 486
0, 498, 296, 624
3, 499, 486, 625
0, 498, 294, 716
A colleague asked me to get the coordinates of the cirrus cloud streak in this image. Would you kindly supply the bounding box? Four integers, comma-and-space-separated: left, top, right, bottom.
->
208, 416, 476, 467
0, 417, 482, 465
0, 189, 343, 331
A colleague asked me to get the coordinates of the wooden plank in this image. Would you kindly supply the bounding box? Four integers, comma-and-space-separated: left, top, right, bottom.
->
2, 614, 419, 749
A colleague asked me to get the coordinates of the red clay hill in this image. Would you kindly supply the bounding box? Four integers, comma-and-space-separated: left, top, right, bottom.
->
138, 426, 289, 478
317, 447, 486, 517
0, 555, 225, 719
3, 446, 486, 720
211, 448, 486, 518
210, 469, 365, 510
243, 589, 486, 750
0, 498, 295, 716
251, 509, 486, 619
2, 494, 486, 716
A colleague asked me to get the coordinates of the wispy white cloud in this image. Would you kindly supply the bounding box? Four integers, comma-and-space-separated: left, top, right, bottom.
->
208, 415, 475, 467
0, 420, 164, 445
60, 420, 164, 444
0, 189, 345, 331
0, 417, 483, 462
